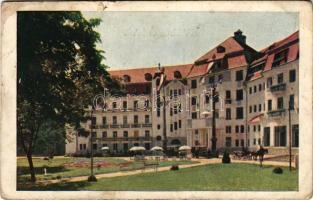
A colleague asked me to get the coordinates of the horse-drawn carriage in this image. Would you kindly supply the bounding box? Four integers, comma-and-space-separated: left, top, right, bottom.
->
232, 147, 268, 164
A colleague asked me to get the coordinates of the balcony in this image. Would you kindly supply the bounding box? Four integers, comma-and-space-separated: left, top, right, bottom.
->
225, 99, 232, 104
110, 124, 120, 128
187, 118, 212, 129
270, 83, 286, 92
131, 124, 141, 128
100, 136, 152, 142
267, 109, 286, 117
142, 123, 152, 128
121, 124, 130, 128
100, 124, 109, 129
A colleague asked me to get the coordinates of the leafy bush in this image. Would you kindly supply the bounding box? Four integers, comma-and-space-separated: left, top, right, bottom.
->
170, 165, 179, 171
56, 175, 62, 179
273, 167, 283, 174
222, 152, 231, 164
87, 175, 97, 182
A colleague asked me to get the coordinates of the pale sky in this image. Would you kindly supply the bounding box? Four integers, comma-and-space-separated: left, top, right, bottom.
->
83, 12, 298, 69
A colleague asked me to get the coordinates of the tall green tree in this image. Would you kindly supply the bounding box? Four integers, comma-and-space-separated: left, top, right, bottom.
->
17, 11, 121, 182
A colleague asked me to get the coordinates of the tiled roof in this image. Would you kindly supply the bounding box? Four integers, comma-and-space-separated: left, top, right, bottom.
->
247, 31, 299, 81
195, 37, 245, 63
187, 63, 209, 78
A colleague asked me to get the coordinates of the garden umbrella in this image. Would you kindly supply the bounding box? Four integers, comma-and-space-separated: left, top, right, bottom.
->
101, 146, 109, 151
178, 145, 191, 151
129, 146, 146, 151
151, 146, 163, 151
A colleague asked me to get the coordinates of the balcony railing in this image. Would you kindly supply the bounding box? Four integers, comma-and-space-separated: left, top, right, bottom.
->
267, 109, 286, 117
131, 124, 141, 128
142, 123, 152, 127
121, 124, 130, 128
270, 83, 286, 92
225, 99, 232, 104
99, 136, 152, 142
110, 124, 120, 128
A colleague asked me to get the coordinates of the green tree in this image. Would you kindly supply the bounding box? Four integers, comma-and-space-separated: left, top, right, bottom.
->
17, 11, 122, 182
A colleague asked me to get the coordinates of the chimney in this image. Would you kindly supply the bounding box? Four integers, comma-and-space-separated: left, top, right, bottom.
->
234, 29, 246, 44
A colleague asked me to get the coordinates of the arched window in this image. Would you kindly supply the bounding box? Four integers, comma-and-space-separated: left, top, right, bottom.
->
156, 136, 162, 141
217, 45, 225, 53
123, 75, 131, 83
145, 73, 152, 81
174, 71, 182, 79
171, 139, 181, 145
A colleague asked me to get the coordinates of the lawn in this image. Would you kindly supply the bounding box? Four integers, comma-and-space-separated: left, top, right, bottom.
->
19, 163, 298, 191
17, 156, 196, 182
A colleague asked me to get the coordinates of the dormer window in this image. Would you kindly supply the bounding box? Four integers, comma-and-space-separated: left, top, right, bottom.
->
144, 73, 152, 81
217, 45, 225, 53
174, 71, 182, 79
272, 49, 289, 67
123, 75, 131, 83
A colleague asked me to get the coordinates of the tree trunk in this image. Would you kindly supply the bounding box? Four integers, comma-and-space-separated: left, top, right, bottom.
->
26, 153, 36, 182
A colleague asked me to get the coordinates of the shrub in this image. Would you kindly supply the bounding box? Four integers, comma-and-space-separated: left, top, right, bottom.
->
222, 152, 231, 164
170, 165, 179, 171
56, 175, 62, 179
87, 175, 97, 182
273, 167, 283, 174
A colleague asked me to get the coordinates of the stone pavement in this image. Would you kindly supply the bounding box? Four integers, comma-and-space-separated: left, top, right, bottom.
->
37, 157, 294, 186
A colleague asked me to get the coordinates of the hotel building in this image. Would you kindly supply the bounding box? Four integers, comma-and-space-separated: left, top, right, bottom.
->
65, 30, 299, 155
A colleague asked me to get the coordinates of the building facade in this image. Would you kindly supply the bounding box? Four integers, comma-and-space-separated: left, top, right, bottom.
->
65, 30, 299, 155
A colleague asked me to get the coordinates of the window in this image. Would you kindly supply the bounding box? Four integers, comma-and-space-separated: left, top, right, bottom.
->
258, 138, 261, 145
174, 122, 178, 130
248, 125, 250, 133
236, 70, 243, 81
178, 89, 182, 95
240, 125, 245, 133
253, 139, 256, 145
292, 124, 299, 147
289, 95, 294, 110
274, 126, 287, 146
174, 71, 182, 79
113, 143, 118, 151
134, 131, 139, 138
277, 73, 284, 84
268, 100, 272, 111
170, 108, 173, 116
170, 124, 173, 132
259, 84, 262, 91
79, 144, 83, 150
277, 97, 284, 110
145, 100, 150, 108
226, 137, 232, 147
123, 131, 128, 138
289, 69, 296, 82
191, 112, 197, 119
123, 101, 127, 109
263, 127, 270, 146
209, 76, 215, 84
267, 77, 272, 88
236, 107, 244, 119
226, 126, 232, 134
272, 49, 289, 67
145, 130, 150, 138
249, 106, 252, 113
123, 116, 127, 124
191, 96, 197, 105
254, 105, 257, 113
157, 124, 161, 129
179, 120, 182, 128
102, 132, 107, 138
112, 116, 117, 124
235, 139, 239, 147
226, 108, 231, 120
259, 104, 262, 112
235, 126, 239, 133
249, 87, 252, 94
254, 85, 257, 93
253, 125, 256, 132
218, 74, 223, 82
112, 102, 117, 109
191, 79, 197, 89
241, 140, 244, 147
113, 131, 117, 138
91, 117, 96, 125
145, 115, 150, 124
236, 89, 243, 101
133, 101, 138, 110
134, 115, 138, 124
258, 125, 261, 132
225, 90, 231, 102
102, 117, 107, 125
123, 143, 128, 151
174, 105, 178, 114
93, 143, 97, 150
